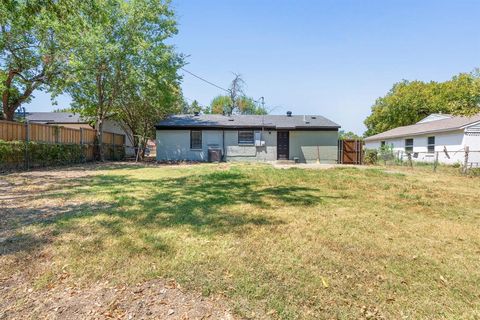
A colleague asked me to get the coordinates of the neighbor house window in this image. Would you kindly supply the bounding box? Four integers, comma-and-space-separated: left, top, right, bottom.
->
427, 136, 435, 153
238, 130, 254, 145
405, 138, 413, 153
380, 141, 386, 147
190, 130, 202, 149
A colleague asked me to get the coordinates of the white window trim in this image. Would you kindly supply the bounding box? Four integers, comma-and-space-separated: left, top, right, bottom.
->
405, 138, 414, 152
427, 136, 435, 153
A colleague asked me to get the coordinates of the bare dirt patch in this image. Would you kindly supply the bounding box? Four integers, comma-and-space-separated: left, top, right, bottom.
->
0, 163, 237, 320
0, 277, 234, 320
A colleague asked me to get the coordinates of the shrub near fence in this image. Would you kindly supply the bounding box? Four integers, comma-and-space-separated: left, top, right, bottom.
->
0, 140, 86, 169
0, 120, 126, 170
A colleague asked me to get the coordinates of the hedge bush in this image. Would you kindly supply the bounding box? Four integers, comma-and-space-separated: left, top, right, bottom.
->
0, 140, 25, 167
0, 140, 86, 169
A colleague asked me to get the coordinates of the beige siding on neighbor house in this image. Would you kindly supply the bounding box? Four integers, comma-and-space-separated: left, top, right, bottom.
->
101, 120, 134, 155
52, 123, 93, 130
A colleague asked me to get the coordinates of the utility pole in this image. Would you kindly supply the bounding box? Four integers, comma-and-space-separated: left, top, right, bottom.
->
260, 97, 265, 110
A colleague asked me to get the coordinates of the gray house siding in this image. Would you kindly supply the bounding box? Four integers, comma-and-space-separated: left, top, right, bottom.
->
156, 129, 222, 161
156, 129, 338, 163
289, 131, 338, 163
156, 129, 277, 162
224, 130, 277, 161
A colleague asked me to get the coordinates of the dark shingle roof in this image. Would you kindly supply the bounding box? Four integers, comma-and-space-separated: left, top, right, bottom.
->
25, 112, 87, 124
156, 114, 340, 130
364, 114, 480, 141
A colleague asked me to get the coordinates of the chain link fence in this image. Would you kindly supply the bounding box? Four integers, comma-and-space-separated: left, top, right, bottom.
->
364, 146, 480, 176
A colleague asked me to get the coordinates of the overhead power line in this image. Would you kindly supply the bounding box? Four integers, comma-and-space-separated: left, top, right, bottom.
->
181, 67, 270, 111
181, 68, 229, 93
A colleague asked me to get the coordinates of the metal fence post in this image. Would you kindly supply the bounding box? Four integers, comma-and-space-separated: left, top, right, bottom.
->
433, 151, 439, 172
24, 121, 30, 170
463, 146, 470, 175
112, 133, 116, 161
80, 128, 84, 163
55, 125, 59, 144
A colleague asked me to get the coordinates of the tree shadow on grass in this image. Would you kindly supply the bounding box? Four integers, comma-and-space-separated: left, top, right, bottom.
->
49, 170, 342, 231
3, 169, 348, 255
0, 233, 50, 256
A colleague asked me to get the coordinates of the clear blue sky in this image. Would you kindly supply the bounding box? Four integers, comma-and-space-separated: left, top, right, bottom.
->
25, 0, 480, 134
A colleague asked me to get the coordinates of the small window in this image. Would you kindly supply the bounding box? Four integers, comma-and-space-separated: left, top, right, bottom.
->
405, 138, 413, 153
238, 130, 254, 145
427, 136, 435, 153
380, 141, 386, 147
190, 130, 202, 149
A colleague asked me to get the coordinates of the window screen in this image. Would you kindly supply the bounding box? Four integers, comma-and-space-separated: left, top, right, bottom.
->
190, 130, 202, 149
427, 136, 435, 153
405, 138, 413, 152
238, 130, 254, 145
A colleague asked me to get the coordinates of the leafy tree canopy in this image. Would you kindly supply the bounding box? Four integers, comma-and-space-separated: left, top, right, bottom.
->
54, 0, 183, 160
207, 95, 267, 115
364, 70, 480, 136
339, 130, 362, 140
181, 99, 203, 114
0, 0, 73, 120
204, 74, 267, 115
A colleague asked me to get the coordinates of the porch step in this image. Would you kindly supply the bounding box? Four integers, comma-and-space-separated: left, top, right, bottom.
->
275, 160, 296, 165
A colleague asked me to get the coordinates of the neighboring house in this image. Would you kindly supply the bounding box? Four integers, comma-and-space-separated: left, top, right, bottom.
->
24, 112, 135, 155
24, 112, 92, 129
364, 113, 480, 165
155, 112, 340, 163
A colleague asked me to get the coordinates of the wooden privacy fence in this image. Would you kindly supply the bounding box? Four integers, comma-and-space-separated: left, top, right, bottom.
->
0, 120, 126, 169
338, 139, 364, 164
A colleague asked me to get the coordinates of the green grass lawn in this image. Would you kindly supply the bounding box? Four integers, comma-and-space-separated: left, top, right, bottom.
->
2, 163, 480, 319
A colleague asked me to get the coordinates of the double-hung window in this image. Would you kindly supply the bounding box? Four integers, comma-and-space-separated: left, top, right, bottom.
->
427, 136, 435, 153
405, 138, 413, 153
190, 130, 202, 149
238, 130, 254, 145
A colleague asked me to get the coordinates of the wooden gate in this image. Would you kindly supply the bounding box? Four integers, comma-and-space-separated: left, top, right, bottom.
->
338, 139, 363, 164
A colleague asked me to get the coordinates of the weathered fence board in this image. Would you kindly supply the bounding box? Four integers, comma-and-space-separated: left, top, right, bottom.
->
0, 120, 126, 169
0, 120, 26, 141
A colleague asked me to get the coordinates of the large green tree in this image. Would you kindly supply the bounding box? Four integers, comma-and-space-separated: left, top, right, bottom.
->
0, 0, 73, 120
115, 45, 183, 156
364, 70, 480, 136
57, 0, 181, 160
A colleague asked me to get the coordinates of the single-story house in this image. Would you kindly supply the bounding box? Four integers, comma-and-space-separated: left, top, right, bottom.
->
24, 112, 135, 155
364, 113, 480, 165
155, 112, 341, 163
24, 112, 92, 129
